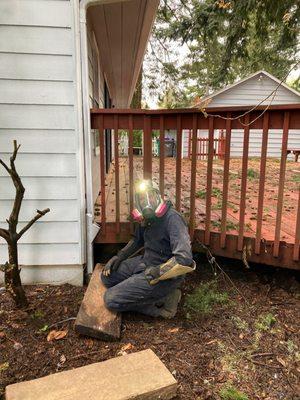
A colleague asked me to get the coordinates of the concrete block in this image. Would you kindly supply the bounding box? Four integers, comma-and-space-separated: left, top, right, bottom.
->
6, 349, 178, 400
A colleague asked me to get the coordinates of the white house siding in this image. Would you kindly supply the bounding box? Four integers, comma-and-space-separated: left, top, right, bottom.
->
0, 0, 83, 284
86, 18, 105, 205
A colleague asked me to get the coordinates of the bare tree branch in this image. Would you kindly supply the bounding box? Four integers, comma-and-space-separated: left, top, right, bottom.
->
0, 228, 10, 242
0, 159, 10, 175
17, 208, 50, 240
10, 140, 21, 165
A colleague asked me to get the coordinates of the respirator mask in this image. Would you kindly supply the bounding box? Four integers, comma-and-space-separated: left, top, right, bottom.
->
131, 180, 168, 222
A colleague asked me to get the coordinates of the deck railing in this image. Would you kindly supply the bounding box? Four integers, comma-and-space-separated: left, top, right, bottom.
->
91, 104, 300, 269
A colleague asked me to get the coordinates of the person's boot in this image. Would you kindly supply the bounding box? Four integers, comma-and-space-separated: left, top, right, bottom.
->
158, 289, 182, 319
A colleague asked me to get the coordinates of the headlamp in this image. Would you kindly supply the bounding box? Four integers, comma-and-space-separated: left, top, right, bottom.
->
137, 180, 148, 193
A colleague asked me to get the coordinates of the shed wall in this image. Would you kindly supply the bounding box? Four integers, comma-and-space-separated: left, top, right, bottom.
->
207, 75, 300, 107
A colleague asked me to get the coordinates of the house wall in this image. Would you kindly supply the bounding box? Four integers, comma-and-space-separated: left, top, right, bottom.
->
86, 16, 105, 205
0, 0, 83, 285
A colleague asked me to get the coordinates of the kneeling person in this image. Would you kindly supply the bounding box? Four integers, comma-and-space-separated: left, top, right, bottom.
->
101, 179, 195, 318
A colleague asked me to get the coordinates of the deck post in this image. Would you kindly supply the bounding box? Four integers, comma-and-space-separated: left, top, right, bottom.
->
143, 114, 152, 180
220, 114, 231, 248
274, 111, 290, 257
255, 112, 269, 254
237, 114, 250, 252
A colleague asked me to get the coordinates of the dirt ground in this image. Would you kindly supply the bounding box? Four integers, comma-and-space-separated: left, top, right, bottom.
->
1, 259, 299, 400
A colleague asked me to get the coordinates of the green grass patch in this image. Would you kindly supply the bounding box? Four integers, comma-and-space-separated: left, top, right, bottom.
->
0, 362, 9, 373
255, 313, 276, 331
184, 281, 229, 318
247, 168, 259, 180
292, 174, 300, 183
212, 187, 222, 198
220, 385, 249, 400
196, 189, 206, 199
31, 310, 45, 319
231, 316, 248, 330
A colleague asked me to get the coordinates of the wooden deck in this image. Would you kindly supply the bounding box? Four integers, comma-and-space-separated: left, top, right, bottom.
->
91, 106, 300, 270
95, 156, 299, 243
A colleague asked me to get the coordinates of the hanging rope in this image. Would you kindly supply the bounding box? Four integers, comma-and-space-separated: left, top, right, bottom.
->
191, 59, 300, 127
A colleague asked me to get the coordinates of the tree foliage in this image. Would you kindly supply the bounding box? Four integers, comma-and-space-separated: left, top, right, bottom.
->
144, 0, 299, 106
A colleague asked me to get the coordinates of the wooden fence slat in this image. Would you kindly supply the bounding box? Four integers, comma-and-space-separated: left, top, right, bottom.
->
113, 114, 120, 233
205, 117, 214, 245
143, 115, 152, 180
255, 112, 269, 254
175, 114, 182, 211
293, 188, 300, 261
237, 114, 250, 251
189, 114, 198, 237
220, 114, 231, 248
274, 111, 290, 257
159, 115, 165, 196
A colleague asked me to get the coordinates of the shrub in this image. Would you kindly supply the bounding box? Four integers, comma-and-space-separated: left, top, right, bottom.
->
255, 313, 276, 331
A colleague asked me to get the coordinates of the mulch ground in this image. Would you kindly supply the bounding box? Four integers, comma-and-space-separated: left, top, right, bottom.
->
1, 259, 299, 400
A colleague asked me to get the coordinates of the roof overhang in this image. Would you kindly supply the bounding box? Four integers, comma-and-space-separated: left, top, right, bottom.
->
87, 0, 159, 108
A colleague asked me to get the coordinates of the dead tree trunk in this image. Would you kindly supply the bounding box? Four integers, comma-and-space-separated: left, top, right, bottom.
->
0, 141, 50, 308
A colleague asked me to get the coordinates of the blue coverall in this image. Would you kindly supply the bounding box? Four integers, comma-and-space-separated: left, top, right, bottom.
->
101, 207, 193, 317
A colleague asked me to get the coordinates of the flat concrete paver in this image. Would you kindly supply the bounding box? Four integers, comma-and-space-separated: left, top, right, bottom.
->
6, 349, 177, 400
75, 263, 121, 340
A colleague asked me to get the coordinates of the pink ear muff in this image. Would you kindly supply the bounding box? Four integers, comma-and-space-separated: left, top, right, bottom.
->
155, 202, 168, 218
131, 208, 143, 222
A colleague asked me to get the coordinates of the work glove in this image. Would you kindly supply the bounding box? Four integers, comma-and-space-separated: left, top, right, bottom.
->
145, 257, 196, 285
102, 255, 122, 276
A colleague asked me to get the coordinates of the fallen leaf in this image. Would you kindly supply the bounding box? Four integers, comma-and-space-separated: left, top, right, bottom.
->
60, 354, 66, 364
117, 350, 127, 356
121, 343, 133, 352
276, 357, 287, 367
85, 339, 94, 348
0, 332, 5, 339
47, 330, 68, 342
13, 342, 23, 350
206, 339, 218, 345
168, 327, 179, 333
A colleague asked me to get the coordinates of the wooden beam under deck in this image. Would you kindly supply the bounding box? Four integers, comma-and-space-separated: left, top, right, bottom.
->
94, 222, 300, 270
